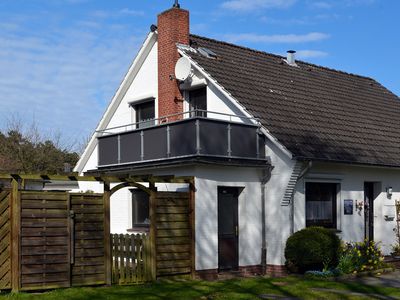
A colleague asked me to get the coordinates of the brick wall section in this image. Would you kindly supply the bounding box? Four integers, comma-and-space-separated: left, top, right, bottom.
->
195, 265, 287, 280
266, 265, 288, 277
157, 7, 189, 120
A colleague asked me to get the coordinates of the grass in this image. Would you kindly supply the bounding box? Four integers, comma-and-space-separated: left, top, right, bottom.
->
1, 275, 400, 300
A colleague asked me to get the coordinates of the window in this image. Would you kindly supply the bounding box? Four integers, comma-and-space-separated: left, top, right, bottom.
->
189, 87, 207, 117
306, 182, 338, 229
131, 189, 150, 228
134, 101, 155, 129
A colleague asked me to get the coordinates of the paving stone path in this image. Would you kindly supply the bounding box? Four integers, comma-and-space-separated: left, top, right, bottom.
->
258, 271, 400, 300
344, 270, 400, 289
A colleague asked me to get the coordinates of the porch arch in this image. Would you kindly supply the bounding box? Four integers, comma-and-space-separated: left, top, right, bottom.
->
109, 181, 152, 196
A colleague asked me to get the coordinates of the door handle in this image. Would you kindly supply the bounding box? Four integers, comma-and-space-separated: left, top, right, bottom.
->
235, 225, 238, 237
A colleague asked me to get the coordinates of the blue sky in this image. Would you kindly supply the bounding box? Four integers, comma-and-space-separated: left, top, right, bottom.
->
0, 0, 398, 147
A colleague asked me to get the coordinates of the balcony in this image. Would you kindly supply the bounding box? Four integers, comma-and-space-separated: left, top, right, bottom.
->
97, 111, 267, 169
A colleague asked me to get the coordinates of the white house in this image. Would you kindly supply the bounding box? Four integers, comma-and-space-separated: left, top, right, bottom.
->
75, 2, 400, 277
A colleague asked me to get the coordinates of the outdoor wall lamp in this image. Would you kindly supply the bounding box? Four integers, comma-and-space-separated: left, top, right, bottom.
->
386, 187, 393, 198
355, 200, 364, 212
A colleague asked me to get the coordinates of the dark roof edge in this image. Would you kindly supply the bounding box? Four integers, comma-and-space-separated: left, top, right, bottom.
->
296, 156, 400, 170
189, 34, 386, 85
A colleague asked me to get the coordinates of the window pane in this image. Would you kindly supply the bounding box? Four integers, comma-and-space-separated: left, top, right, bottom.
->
189, 88, 207, 117
306, 182, 337, 228
135, 101, 155, 128
131, 190, 150, 226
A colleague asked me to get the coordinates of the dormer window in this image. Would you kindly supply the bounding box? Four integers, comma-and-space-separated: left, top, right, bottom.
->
131, 100, 155, 129
189, 87, 207, 117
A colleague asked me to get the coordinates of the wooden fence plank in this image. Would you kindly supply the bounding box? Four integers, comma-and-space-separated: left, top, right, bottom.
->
11, 179, 20, 292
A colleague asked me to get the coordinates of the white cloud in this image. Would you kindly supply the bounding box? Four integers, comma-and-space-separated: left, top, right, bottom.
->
295, 50, 328, 58
221, 0, 297, 12
0, 17, 142, 145
309, 1, 333, 9
307, 0, 377, 9
224, 32, 330, 43
119, 8, 145, 16
344, 0, 376, 6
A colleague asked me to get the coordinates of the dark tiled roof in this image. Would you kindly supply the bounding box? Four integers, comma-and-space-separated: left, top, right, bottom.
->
185, 34, 400, 167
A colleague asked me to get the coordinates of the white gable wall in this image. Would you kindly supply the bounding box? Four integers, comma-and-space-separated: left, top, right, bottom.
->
106, 41, 158, 131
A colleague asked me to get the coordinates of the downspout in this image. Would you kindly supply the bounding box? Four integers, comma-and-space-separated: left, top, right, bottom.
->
290, 161, 312, 235
261, 165, 272, 275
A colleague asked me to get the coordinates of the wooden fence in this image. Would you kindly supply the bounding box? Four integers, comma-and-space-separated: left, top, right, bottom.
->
0, 186, 106, 292
154, 192, 193, 277
0, 177, 194, 292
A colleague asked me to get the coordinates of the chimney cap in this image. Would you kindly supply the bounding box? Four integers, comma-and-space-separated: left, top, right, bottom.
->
286, 50, 297, 66
173, 0, 181, 8
150, 24, 158, 32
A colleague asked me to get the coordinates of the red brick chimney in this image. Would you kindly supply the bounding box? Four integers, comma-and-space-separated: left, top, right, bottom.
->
157, 4, 189, 120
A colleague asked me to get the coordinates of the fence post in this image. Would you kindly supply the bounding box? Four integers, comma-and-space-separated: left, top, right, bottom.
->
149, 191, 157, 281
103, 181, 112, 286
10, 178, 20, 292
189, 180, 196, 279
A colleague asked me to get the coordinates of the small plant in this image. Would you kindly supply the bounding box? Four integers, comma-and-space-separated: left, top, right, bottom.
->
337, 240, 386, 274
391, 243, 400, 257
304, 270, 335, 279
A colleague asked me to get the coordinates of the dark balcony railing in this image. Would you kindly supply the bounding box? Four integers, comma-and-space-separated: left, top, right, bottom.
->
97, 111, 266, 168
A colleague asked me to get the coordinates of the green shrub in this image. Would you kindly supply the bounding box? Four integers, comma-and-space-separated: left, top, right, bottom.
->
284, 227, 341, 273
337, 240, 386, 274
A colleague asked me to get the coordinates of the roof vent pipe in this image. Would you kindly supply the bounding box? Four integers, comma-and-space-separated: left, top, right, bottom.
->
287, 50, 296, 66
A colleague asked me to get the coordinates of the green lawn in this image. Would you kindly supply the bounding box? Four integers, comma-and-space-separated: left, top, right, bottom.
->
1, 276, 399, 300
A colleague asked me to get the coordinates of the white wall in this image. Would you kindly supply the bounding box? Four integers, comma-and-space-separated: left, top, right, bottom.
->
106, 41, 158, 132
264, 139, 295, 266
193, 166, 263, 270
294, 162, 400, 255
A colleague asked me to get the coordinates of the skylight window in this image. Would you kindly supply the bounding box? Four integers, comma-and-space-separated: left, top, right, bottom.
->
198, 47, 218, 59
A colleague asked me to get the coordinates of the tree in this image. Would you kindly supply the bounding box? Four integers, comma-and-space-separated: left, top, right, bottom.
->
0, 123, 79, 174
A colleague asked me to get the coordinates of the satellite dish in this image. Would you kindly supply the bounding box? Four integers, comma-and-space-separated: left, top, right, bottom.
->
175, 57, 192, 81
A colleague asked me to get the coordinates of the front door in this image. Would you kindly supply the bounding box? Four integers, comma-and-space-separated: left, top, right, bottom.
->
218, 187, 239, 271
364, 182, 374, 241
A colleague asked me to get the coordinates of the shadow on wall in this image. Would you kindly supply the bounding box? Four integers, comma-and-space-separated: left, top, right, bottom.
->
195, 182, 218, 270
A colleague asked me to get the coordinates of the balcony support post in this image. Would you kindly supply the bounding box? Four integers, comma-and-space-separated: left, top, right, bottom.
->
227, 124, 232, 157
196, 120, 201, 155
117, 135, 121, 164
256, 129, 260, 159
167, 126, 171, 158
140, 131, 144, 161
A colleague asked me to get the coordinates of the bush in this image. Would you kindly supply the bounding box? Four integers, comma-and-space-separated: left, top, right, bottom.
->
337, 240, 386, 274
284, 227, 341, 273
